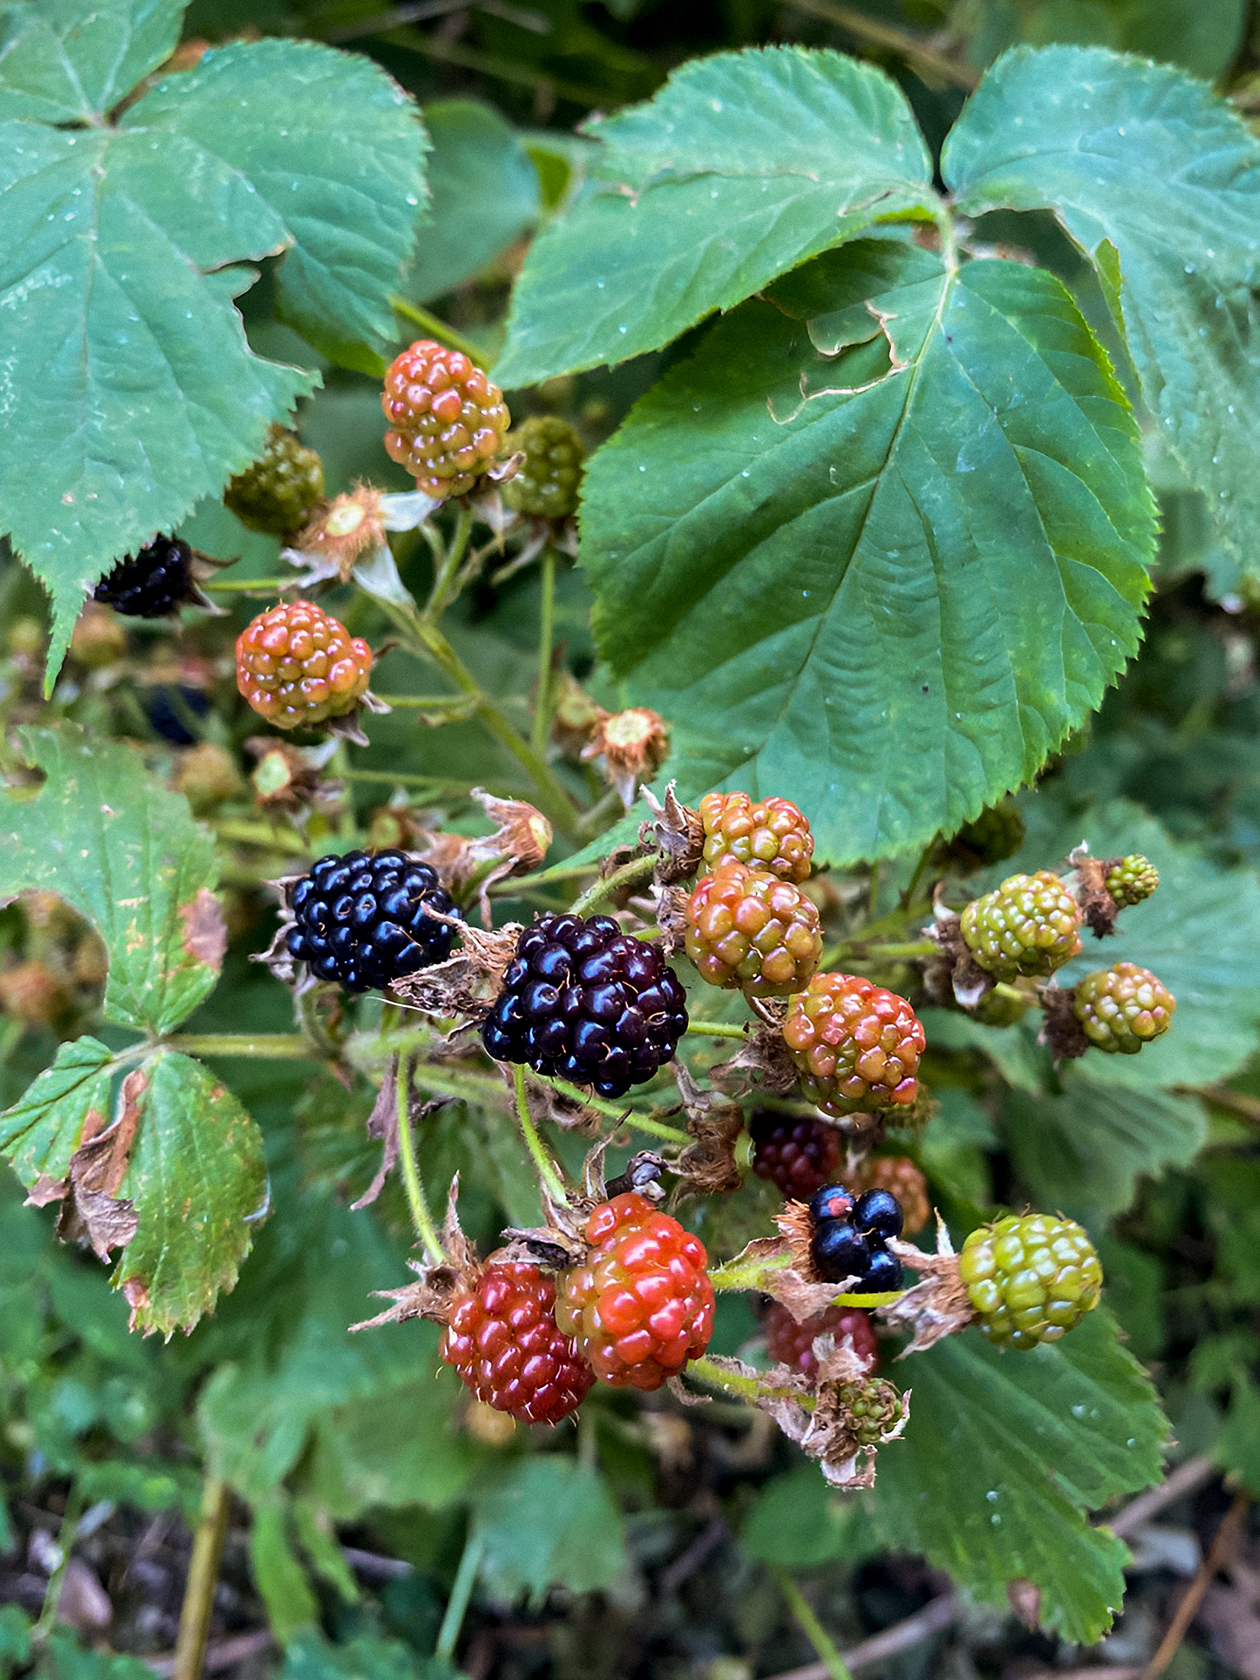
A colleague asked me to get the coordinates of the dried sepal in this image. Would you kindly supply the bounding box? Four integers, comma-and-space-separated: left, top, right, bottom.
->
1037, 981, 1089, 1061
639, 782, 705, 886
1066, 843, 1120, 939
877, 1217, 977, 1353
246, 736, 342, 816
709, 1024, 798, 1096
670, 1062, 743, 1194
411, 790, 552, 928
350, 1054, 450, 1211
923, 899, 994, 1009
390, 921, 523, 1020
582, 707, 670, 809
292, 486, 387, 583
350, 1177, 478, 1331
551, 673, 606, 761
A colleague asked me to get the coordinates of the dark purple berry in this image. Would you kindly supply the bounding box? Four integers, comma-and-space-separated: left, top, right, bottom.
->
480, 913, 688, 1099
808, 1183, 856, 1225
285, 849, 458, 994
94, 535, 193, 618
810, 1221, 870, 1284
849, 1249, 904, 1295
854, 1188, 903, 1241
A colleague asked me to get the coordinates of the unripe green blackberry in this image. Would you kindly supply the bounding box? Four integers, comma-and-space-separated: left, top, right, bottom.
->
501, 416, 584, 519
959, 1213, 1102, 1350
1074, 961, 1175, 1054
225, 425, 325, 536
684, 859, 822, 996
960, 871, 1081, 982
1105, 854, 1159, 908
837, 1377, 903, 1445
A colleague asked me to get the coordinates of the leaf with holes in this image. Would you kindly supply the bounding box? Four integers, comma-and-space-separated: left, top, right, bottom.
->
945, 46, 1260, 580
495, 45, 937, 387
579, 240, 1155, 862
0, 724, 224, 1034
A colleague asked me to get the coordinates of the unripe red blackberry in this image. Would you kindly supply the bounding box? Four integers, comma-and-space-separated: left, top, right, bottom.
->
555, 1192, 714, 1390
959, 1213, 1102, 1350
782, 973, 925, 1117
763, 1299, 876, 1379
1105, 854, 1159, 907
481, 914, 688, 1100
225, 424, 325, 536
236, 599, 372, 729
836, 1376, 903, 1446
441, 1262, 594, 1424
94, 535, 192, 618
684, 860, 822, 997
846, 1155, 930, 1235
960, 871, 1082, 982
284, 848, 459, 993
750, 1111, 841, 1200
698, 792, 813, 883
501, 415, 584, 519
1073, 961, 1175, 1054
382, 339, 510, 499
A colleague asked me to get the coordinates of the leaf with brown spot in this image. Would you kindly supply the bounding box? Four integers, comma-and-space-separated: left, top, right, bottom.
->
0, 1035, 115, 1190
179, 887, 228, 969
57, 1070, 146, 1260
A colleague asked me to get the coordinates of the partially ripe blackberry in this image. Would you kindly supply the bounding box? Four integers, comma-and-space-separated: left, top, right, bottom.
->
236, 599, 372, 730
959, 1213, 1102, 1350
1074, 961, 1175, 1054
441, 1261, 594, 1425
782, 973, 925, 1117
481, 914, 688, 1099
960, 871, 1082, 982
382, 339, 511, 499
555, 1192, 714, 1389
285, 849, 459, 993
94, 535, 192, 618
750, 1112, 841, 1200
501, 415, 584, 519
853, 1188, 902, 1241
763, 1299, 876, 1379
837, 1376, 903, 1446
684, 860, 822, 996
225, 424, 325, 536
698, 792, 813, 882
1105, 854, 1159, 907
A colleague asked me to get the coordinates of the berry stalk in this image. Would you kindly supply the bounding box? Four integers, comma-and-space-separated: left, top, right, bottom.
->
513, 1062, 570, 1206
393, 1056, 445, 1262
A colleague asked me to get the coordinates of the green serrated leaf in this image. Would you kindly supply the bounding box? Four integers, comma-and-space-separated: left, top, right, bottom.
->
0, 0, 181, 124
115, 1051, 267, 1337
250, 1499, 319, 1641
945, 45, 1260, 578
1003, 1072, 1206, 1219
1213, 1373, 1260, 1497
872, 1310, 1167, 1643
495, 45, 937, 387
580, 242, 1155, 862
404, 100, 540, 304
473, 1457, 626, 1603
0, 724, 222, 1034
133, 38, 428, 363
0, 1036, 115, 1189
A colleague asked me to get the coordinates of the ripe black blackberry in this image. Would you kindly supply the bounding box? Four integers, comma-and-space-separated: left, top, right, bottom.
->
481, 914, 688, 1099
285, 849, 459, 993
809, 1185, 905, 1295
94, 535, 193, 618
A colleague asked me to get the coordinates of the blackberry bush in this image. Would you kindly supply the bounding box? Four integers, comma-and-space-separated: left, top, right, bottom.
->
481, 914, 688, 1099
285, 850, 459, 993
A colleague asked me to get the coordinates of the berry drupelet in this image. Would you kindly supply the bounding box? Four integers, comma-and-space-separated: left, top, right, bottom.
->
501, 415, 585, 520
783, 973, 924, 1117
285, 849, 459, 993
441, 1262, 594, 1425
236, 599, 372, 730
94, 535, 193, 618
481, 914, 688, 1100
382, 340, 511, 500
698, 791, 814, 882
763, 1298, 877, 1379
846, 1155, 930, 1235
750, 1111, 841, 1200
555, 1192, 714, 1389
960, 870, 1082, 981
1074, 961, 1175, 1054
959, 1213, 1102, 1349
684, 859, 822, 996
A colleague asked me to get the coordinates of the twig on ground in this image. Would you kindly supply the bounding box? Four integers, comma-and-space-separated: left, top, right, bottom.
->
1141, 1489, 1250, 1679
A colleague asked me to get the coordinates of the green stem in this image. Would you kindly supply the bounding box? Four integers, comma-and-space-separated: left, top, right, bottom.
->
35, 1485, 84, 1637
685, 1021, 750, 1041
173, 1476, 231, 1680
513, 1063, 570, 1206
900, 835, 939, 909
570, 852, 655, 916
544, 1078, 690, 1143
685, 1356, 814, 1409
845, 940, 938, 961
868, 860, 880, 921
772, 1567, 855, 1680
435, 1532, 485, 1663
164, 1034, 314, 1059
532, 546, 556, 756
211, 819, 310, 855
426, 504, 475, 616
202, 576, 302, 593
371, 694, 473, 711
340, 768, 481, 795
391, 297, 488, 367
393, 1058, 445, 1263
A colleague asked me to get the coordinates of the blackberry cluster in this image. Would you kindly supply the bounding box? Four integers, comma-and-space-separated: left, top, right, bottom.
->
482, 915, 688, 1099
225, 424, 325, 536
501, 415, 584, 519
808, 1185, 904, 1295
782, 973, 924, 1117
441, 1262, 594, 1425
762, 1298, 876, 1379
382, 339, 511, 499
959, 1213, 1102, 1350
93, 535, 192, 618
286, 849, 459, 993
960, 870, 1082, 981
1074, 961, 1175, 1054
684, 859, 822, 996
750, 1111, 841, 1200
698, 792, 813, 882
